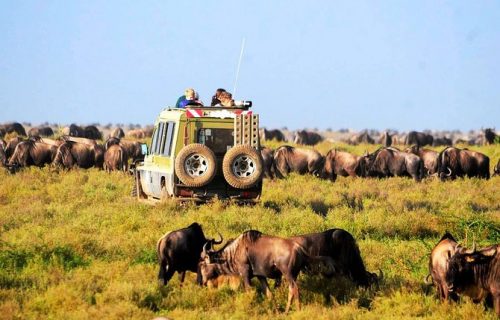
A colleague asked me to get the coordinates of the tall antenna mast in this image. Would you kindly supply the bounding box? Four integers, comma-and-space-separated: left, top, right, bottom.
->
233, 37, 246, 97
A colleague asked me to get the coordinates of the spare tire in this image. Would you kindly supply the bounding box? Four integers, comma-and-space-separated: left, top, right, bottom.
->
175, 144, 217, 187
222, 145, 263, 189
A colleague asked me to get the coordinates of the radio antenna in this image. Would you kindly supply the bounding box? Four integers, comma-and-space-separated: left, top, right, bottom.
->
233, 37, 246, 97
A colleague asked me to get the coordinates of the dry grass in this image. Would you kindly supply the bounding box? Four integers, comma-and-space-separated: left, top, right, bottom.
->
0, 143, 499, 319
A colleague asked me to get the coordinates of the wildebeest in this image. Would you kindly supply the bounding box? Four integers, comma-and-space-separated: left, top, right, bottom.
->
0, 122, 27, 137
28, 126, 54, 138
294, 130, 323, 146
427, 232, 460, 301
405, 131, 434, 147
348, 130, 375, 145
68, 124, 85, 137
156, 222, 222, 286
437, 147, 490, 180
198, 230, 334, 313
105, 137, 142, 162
0, 139, 7, 167
84, 125, 102, 140
7, 137, 57, 169
104, 145, 128, 172
273, 146, 324, 178
53, 141, 96, 169
126, 129, 146, 139
260, 128, 286, 142
404, 145, 438, 176
446, 244, 499, 315
378, 131, 392, 147
260, 147, 275, 179
493, 159, 500, 177
320, 149, 362, 182
290, 229, 380, 287
109, 127, 125, 139
358, 147, 424, 181
432, 136, 452, 147
483, 128, 498, 145
5, 137, 23, 160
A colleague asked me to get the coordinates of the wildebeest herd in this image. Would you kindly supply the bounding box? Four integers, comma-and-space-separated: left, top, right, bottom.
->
0, 122, 147, 172
262, 144, 495, 182
158, 223, 499, 314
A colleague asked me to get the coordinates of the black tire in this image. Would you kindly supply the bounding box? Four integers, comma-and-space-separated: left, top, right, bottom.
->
222, 145, 263, 189
175, 144, 217, 187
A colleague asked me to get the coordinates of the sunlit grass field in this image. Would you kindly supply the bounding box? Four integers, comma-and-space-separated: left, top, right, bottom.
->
0, 142, 499, 319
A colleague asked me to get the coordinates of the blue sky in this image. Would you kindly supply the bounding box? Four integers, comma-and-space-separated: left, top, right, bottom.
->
1, 1, 499, 131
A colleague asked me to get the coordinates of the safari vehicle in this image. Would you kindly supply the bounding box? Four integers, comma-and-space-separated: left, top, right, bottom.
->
132, 102, 263, 202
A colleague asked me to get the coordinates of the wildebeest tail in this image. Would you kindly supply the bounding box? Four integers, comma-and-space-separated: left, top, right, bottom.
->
157, 231, 171, 284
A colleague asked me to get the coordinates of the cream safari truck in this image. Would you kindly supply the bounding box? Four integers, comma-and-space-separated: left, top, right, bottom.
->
132, 102, 263, 202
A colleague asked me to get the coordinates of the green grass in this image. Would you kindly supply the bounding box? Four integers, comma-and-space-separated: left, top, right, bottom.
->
0, 143, 499, 319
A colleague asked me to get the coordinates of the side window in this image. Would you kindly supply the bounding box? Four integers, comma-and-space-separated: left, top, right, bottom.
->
162, 122, 176, 156
154, 122, 165, 154
150, 124, 160, 153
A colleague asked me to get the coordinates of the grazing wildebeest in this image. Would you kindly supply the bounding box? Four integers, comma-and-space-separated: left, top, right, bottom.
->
28, 126, 54, 138
53, 141, 96, 169
104, 145, 128, 172
437, 147, 490, 180
84, 125, 102, 140
61, 136, 105, 169
198, 230, 334, 313
109, 127, 125, 139
5, 137, 24, 160
320, 149, 362, 182
405, 131, 434, 147
290, 229, 381, 287
493, 159, 500, 177
294, 130, 323, 146
427, 232, 460, 301
358, 147, 424, 181
126, 129, 146, 139
260, 147, 275, 179
7, 137, 57, 169
156, 223, 222, 286
349, 130, 375, 145
0, 122, 27, 137
260, 128, 286, 142
404, 145, 438, 176
0, 139, 7, 167
446, 244, 499, 315
105, 137, 142, 162
273, 145, 324, 178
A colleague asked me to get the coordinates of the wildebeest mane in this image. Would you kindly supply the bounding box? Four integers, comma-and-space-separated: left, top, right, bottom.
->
439, 232, 456, 243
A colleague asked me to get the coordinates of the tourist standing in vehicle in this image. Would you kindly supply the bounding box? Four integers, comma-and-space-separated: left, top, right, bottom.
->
210, 88, 226, 106
176, 88, 202, 108
215, 91, 235, 107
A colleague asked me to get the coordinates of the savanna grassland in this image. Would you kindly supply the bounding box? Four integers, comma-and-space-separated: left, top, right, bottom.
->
0, 142, 499, 319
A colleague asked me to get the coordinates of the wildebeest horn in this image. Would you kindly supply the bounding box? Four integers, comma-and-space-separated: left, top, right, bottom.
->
446, 167, 452, 177
213, 231, 223, 245
424, 274, 432, 285
202, 242, 210, 256
378, 268, 384, 281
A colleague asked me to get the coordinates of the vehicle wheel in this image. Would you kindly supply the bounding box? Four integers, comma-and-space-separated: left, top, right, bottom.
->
175, 144, 217, 187
222, 145, 263, 189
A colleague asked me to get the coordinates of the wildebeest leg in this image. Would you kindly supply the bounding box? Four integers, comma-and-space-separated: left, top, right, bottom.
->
492, 294, 500, 316
285, 277, 299, 313
161, 267, 175, 286
274, 276, 282, 289
240, 266, 252, 290
257, 276, 273, 299
178, 271, 186, 285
